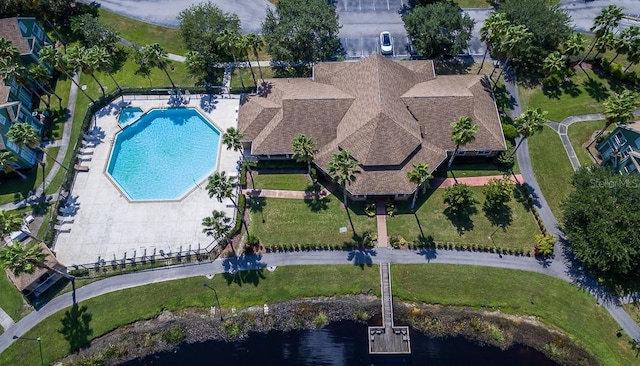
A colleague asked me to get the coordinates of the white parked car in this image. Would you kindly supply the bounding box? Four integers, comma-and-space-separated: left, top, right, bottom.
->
380, 32, 393, 55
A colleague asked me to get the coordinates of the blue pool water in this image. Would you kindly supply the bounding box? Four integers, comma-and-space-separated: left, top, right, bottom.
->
107, 108, 221, 201
118, 107, 143, 125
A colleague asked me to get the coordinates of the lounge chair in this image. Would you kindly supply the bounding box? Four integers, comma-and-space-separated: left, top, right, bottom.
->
54, 224, 72, 232
78, 147, 94, 155
83, 133, 100, 141
56, 215, 74, 223
74, 164, 90, 172
77, 154, 92, 162
82, 140, 96, 148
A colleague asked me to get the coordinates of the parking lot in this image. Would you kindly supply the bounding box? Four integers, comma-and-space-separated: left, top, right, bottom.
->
334, 0, 406, 12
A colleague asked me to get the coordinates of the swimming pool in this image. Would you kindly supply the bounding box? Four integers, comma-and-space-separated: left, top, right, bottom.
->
118, 107, 143, 125
107, 108, 221, 201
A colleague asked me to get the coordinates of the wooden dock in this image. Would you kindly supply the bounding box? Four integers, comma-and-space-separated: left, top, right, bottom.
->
368, 263, 411, 354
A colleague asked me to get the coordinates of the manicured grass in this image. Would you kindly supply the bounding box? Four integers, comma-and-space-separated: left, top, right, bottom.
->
622, 303, 640, 325
438, 161, 519, 178
0, 265, 379, 366
0, 274, 26, 322
518, 68, 629, 122
231, 66, 276, 89
98, 9, 187, 55
455, 0, 491, 8
566, 120, 614, 167
393, 264, 638, 365
249, 196, 378, 247
386, 186, 540, 250
252, 173, 312, 191
527, 125, 573, 220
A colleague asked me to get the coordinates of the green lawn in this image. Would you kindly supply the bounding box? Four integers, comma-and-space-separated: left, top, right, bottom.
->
518, 68, 628, 122
252, 173, 312, 191
231, 66, 276, 89
393, 264, 638, 366
566, 120, 614, 167
527, 125, 574, 220
622, 303, 640, 325
0, 265, 379, 366
249, 196, 377, 247
455, 0, 491, 7
437, 161, 519, 178
98, 9, 187, 55
0, 274, 26, 322
386, 186, 540, 250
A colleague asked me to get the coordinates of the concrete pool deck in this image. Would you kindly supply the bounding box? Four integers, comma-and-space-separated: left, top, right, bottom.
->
53, 94, 240, 267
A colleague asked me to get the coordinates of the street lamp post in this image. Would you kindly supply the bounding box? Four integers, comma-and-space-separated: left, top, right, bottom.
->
13, 335, 44, 366
203, 283, 224, 322
488, 224, 504, 241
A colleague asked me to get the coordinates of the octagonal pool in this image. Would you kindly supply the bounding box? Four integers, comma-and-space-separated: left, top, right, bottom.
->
107, 108, 221, 201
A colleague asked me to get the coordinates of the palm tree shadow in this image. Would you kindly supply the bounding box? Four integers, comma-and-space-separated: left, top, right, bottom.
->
221, 255, 267, 287
347, 249, 376, 269
247, 196, 266, 222
583, 77, 610, 102
58, 304, 93, 353
304, 196, 330, 212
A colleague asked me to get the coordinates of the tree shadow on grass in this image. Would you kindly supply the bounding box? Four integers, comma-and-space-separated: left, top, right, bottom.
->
304, 196, 330, 212
58, 304, 93, 353
583, 77, 610, 102
247, 196, 266, 223
443, 206, 477, 236
482, 203, 513, 228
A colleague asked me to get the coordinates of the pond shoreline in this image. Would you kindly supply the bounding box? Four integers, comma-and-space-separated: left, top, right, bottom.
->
60, 295, 596, 365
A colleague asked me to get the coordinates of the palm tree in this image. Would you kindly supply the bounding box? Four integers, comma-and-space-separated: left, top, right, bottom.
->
0, 241, 76, 303
511, 108, 547, 156
591, 90, 640, 145
0, 57, 50, 109
328, 150, 360, 208
68, 44, 107, 96
0, 151, 24, 178
206, 171, 248, 233
592, 32, 615, 61
492, 24, 532, 89
581, 5, 624, 64
202, 210, 234, 253
0, 210, 23, 236
291, 134, 318, 180
7, 122, 39, 154
608, 26, 638, 65
0, 37, 19, 59
563, 33, 586, 57
407, 163, 432, 210
185, 50, 208, 86
238, 35, 257, 89
93, 46, 122, 92
142, 43, 176, 89
222, 127, 254, 189
478, 12, 509, 74
448, 116, 478, 169
40, 45, 95, 103
29, 63, 63, 106
542, 51, 568, 82
623, 28, 640, 72
245, 33, 265, 81
218, 30, 245, 90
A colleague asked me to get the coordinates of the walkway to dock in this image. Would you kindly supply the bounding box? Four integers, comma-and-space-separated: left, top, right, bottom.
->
368, 263, 411, 354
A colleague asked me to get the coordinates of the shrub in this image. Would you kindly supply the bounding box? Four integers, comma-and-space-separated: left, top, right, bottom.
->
69, 268, 90, 277
501, 123, 517, 142
385, 201, 397, 217
230, 194, 246, 237
313, 312, 328, 328
240, 163, 247, 188
364, 201, 376, 217
247, 233, 260, 246
494, 147, 515, 167
160, 326, 186, 344
535, 233, 556, 257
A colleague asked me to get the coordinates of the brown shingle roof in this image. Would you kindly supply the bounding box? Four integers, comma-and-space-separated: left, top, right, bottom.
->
238, 54, 505, 195
5, 242, 65, 292
0, 17, 30, 55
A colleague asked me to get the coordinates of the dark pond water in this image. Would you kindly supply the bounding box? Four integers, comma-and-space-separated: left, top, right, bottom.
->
123, 321, 557, 366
